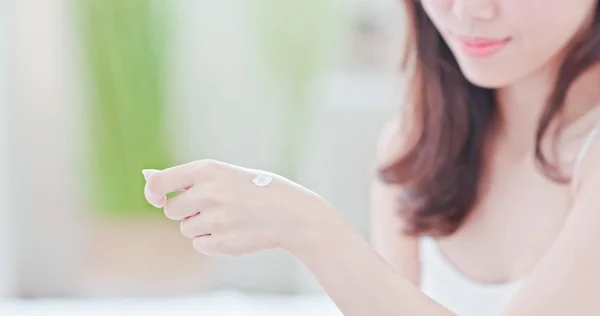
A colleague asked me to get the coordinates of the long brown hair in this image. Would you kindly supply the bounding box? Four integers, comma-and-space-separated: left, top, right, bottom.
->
379, 1, 600, 236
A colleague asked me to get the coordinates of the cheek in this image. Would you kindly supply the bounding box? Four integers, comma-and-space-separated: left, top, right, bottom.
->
504, 0, 596, 45
502, 0, 594, 67
420, 0, 453, 24
502, 0, 571, 41
503, 1, 559, 57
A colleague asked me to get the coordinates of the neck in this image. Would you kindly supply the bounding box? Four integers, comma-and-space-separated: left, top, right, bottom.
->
494, 64, 556, 146
494, 61, 600, 151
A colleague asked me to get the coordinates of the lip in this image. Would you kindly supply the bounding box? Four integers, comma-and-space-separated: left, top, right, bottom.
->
455, 36, 512, 58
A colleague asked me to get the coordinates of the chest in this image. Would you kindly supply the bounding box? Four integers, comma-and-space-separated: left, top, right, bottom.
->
436, 150, 573, 284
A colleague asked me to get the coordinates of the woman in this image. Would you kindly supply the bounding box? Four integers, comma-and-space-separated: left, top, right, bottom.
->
142, 0, 600, 315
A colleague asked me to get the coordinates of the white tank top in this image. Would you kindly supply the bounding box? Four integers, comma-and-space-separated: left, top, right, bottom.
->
420, 237, 524, 316
419, 121, 600, 316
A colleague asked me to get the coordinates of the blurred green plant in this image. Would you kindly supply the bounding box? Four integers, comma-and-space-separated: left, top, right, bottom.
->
74, 0, 172, 217
249, 1, 347, 180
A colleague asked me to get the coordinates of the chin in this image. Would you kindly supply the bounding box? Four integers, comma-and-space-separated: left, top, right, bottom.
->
459, 67, 515, 89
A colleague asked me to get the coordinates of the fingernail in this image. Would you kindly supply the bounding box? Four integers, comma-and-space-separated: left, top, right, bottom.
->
142, 169, 159, 180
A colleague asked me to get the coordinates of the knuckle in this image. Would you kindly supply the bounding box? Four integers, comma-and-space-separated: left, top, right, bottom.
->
180, 220, 193, 238
211, 214, 230, 232
162, 200, 179, 220
213, 237, 227, 249
193, 236, 219, 255
192, 238, 206, 253
200, 183, 225, 204
215, 238, 237, 256
163, 208, 179, 220
197, 159, 224, 176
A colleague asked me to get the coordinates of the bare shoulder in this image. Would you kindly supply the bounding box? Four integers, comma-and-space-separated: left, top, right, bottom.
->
371, 118, 421, 286
560, 105, 600, 193
574, 126, 600, 191
504, 127, 600, 316
376, 118, 407, 166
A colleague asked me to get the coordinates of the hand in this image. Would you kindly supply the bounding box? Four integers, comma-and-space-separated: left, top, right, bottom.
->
142, 159, 337, 257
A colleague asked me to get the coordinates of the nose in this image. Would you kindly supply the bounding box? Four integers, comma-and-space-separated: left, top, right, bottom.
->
452, 0, 497, 21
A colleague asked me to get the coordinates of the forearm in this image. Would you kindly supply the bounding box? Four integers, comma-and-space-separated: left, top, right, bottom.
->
288, 212, 454, 316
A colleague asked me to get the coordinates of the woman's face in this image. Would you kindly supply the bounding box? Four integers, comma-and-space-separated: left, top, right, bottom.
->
420, 0, 597, 88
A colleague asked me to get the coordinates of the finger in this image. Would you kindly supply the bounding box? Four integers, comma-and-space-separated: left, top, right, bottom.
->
144, 160, 215, 207
144, 186, 167, 208
163, 186, 215, 220
142, 169, 159, 181
180, 211, 223, 238
192, 235, 224, 256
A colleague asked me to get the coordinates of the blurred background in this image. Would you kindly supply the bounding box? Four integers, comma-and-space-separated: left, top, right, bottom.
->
0, 0, 406, 313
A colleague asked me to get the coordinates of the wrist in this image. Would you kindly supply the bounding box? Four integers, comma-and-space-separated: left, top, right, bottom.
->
280, 203, 354, 258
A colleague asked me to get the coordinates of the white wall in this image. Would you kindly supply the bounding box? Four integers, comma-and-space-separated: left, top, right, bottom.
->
0, 0, 15, 297
5, 0, 83, 297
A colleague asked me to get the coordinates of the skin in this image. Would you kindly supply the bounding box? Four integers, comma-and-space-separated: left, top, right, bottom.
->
143, 0, 600, 314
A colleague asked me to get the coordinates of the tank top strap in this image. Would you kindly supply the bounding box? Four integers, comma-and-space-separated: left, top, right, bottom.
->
571, 120, 600, 195
572, 120, 600, 175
